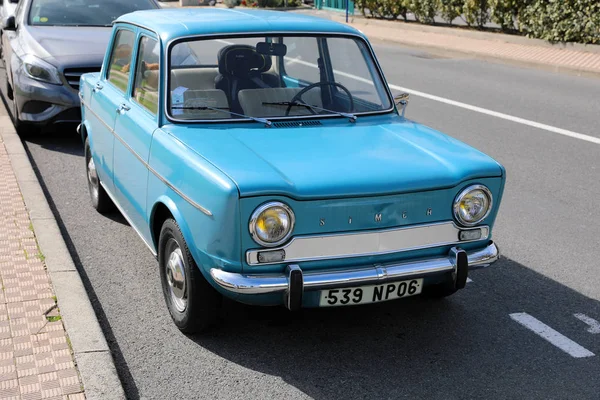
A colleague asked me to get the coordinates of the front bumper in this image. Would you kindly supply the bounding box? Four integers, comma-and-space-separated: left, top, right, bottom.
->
210, 241, 499, 309
13, 72, 80, 125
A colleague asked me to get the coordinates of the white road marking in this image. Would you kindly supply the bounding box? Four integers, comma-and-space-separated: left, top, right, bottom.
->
210, 39, 600, 144
574, 313, 600, 334
510, 313, 595, 358
387, 84, 600, 145
467, 277, 473, 283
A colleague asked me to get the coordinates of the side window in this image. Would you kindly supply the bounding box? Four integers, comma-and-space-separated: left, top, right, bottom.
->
281, 37, 320, 84
107, 29, 135, 93
133, 36, 160, 115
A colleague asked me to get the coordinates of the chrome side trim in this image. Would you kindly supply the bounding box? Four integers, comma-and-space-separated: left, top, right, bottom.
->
211, 242, 499, 295
82, 101, 213, 217
100, 181, 157, 257
246, 222, 489, 265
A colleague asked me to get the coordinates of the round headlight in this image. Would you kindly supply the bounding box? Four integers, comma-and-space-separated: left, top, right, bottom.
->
249, 202, 295, 247
453, 185, 493, 227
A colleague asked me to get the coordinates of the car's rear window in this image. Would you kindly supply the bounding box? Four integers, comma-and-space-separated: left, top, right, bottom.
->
29, 0, 157, 27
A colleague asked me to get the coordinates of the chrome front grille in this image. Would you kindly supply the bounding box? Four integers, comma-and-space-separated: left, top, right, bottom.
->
63, 67, 101, 90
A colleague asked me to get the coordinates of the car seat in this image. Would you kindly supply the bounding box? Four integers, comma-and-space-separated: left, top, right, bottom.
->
215, 44, 279, 115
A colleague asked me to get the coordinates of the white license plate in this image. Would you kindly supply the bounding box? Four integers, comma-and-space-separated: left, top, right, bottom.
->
319, 279, 423, 307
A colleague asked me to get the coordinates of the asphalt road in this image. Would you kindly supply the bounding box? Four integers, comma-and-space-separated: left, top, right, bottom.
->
3, 37, 600, 399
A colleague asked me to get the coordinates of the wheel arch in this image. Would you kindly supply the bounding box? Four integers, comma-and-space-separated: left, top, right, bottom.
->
149, 196, 192, 256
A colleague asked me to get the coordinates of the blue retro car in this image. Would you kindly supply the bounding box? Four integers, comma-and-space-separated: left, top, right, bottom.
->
79, 8, 505, 332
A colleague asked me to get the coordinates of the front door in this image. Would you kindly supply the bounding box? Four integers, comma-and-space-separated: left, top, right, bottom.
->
112, 33, 160, 240
89, 27, 136, 194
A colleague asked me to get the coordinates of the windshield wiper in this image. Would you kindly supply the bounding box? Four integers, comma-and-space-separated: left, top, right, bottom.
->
172, 104, 272, 127
263, 101, 357, 123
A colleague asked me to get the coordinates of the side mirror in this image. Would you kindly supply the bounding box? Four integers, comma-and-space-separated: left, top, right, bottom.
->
393, 92, 409, 117
2, 16, 16, 31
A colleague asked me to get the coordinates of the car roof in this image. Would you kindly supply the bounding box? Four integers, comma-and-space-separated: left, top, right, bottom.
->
115, 8, 364, 43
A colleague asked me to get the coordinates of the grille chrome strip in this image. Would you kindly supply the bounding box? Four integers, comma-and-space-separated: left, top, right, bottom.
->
246, 222, 489, 265
63, 67, 101, 90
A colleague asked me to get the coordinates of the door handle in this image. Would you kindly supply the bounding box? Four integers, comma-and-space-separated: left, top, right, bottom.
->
93, 82, 103, 92
116, 103, 131, 113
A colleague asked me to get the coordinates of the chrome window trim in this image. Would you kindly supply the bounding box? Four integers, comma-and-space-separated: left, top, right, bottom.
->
453, 184, 493, 227
163, 31, 395, 123
246, 221, 489, 265
82, 100, 213, 217
249, 201, 296, 247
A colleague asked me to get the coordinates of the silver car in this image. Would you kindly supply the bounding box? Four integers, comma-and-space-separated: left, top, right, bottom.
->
1, 0, 159, 134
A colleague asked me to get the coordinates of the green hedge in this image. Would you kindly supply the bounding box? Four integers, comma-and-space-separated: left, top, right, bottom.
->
521, 0, 599, 44
353, 0, 600, 44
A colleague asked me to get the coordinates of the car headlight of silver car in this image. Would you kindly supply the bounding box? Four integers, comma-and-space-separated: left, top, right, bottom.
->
21, 54, 62, 85
453, 184, 493, 227
249, 202, 295, 247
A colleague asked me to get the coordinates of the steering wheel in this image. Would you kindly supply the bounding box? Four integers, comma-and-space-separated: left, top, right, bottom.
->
285, 81, 355, 117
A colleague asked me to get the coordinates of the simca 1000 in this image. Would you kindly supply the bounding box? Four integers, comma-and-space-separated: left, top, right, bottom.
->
79, 9, 505, 332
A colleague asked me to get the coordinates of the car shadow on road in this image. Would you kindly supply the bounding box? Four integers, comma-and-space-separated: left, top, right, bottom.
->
188, 257, 600, 399
22, 130, 130, 227
19, 124, 85, 156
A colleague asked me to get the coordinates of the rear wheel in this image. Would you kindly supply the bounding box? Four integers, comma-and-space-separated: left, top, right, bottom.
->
84, 138, 114, 213
159, 218, 221, 333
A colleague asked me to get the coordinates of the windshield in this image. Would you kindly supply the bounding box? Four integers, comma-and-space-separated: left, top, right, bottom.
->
28, 0, 157, 27
168, 35, 393, 121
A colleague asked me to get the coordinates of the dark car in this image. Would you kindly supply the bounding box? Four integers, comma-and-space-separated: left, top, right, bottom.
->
1, 0, 160, 133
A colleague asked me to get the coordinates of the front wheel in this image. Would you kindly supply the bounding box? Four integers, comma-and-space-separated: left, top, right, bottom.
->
159, 218, 221, 333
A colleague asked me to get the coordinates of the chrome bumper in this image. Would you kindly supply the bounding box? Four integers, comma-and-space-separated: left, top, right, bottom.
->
210, 242, 499, 307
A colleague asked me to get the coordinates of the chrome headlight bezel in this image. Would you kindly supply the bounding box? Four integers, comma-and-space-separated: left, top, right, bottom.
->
249, 201, 295, 247
453, 184, 493, 227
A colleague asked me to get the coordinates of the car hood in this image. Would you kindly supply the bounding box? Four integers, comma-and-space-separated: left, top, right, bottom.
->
165, 118, 503, 199
21, 25, 112, 67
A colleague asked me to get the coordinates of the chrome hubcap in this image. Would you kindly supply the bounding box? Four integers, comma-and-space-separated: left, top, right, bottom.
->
87, 156, 99, 195
165, 241, 187, 312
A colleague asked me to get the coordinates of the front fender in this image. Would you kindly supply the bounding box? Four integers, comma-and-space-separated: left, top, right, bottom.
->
147, 129, 242, 277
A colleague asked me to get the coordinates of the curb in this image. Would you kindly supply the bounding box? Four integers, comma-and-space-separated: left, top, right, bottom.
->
0, 116, 126, 400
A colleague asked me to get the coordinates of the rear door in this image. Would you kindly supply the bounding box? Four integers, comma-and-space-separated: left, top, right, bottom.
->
89, 26, 136, 194
112, 31, 160, 238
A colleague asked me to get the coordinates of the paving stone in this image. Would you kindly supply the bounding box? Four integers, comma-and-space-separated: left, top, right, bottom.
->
0, 140, 85, 399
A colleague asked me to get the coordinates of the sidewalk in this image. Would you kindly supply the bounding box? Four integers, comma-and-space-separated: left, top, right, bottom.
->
0, 134, 84, 398
296, 9, 600, 77
0, 105, 125, 399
